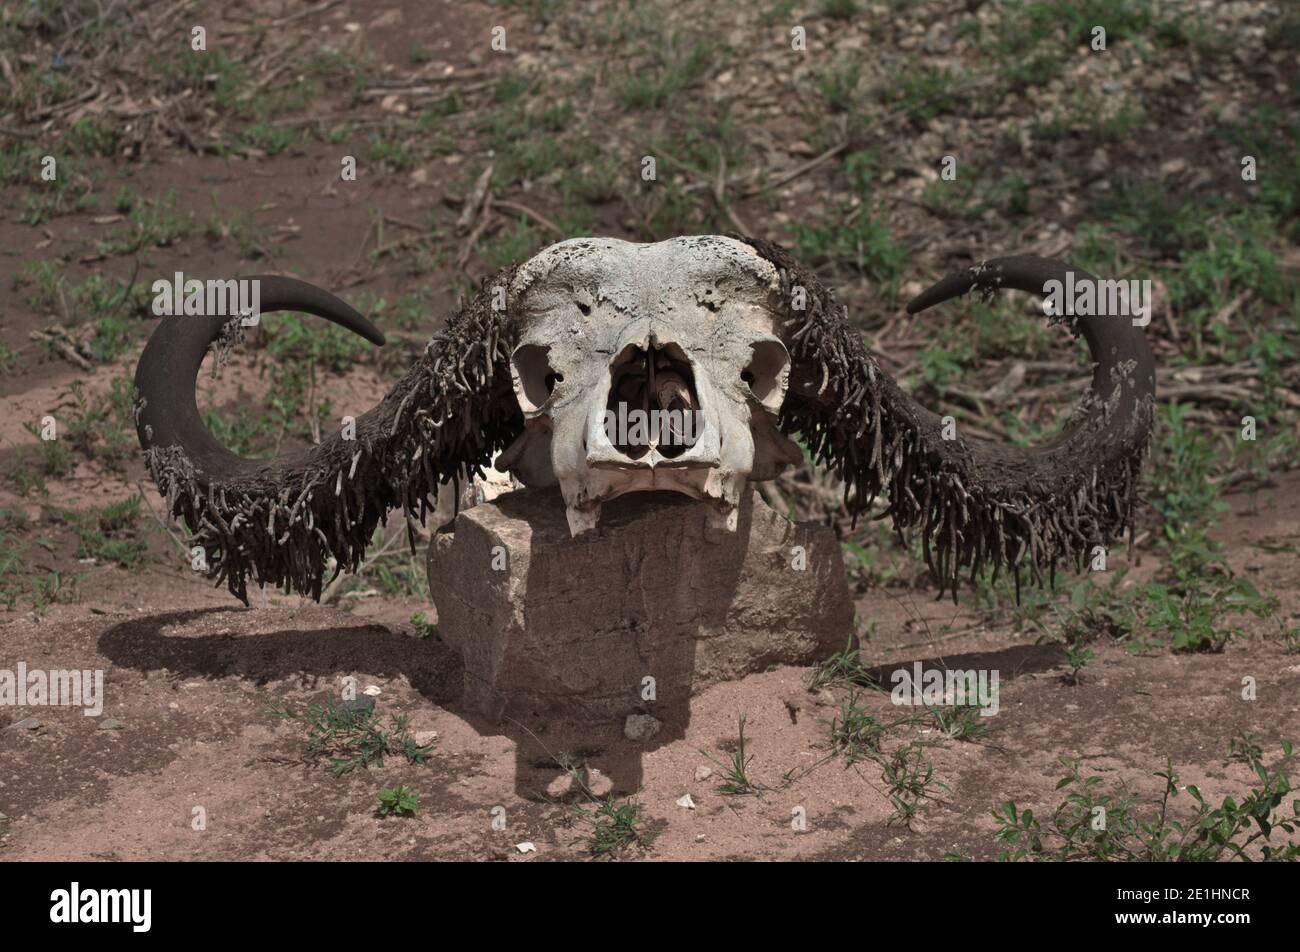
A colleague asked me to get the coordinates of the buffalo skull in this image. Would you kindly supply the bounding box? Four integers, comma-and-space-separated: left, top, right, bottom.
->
134, 235, 1155, 604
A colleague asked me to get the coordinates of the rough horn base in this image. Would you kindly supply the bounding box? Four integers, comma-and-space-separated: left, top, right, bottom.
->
427, 487, 854, 725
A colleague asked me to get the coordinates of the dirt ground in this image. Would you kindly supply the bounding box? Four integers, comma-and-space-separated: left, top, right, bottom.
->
0, 471, 1296, 861
1, 1, 1298, 860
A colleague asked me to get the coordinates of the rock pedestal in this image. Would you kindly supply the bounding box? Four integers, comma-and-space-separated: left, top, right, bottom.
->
427, 488, 853, 724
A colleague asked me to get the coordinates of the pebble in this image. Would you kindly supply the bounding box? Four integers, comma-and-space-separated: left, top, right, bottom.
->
98, 718, 125, 730
694, 766, 713, 782
8, 718, 40, 731
624, 713, 661, 742
676, 794, 696, 810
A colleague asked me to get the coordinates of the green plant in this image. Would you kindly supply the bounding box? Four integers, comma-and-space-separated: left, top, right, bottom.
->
410, 612, 439, 640
829, 690, 886, 764
66, 115, 119, 156
614, 33, 712, 109
885, 66, 958, 128
576, 796, 659, 856
789, 202, 905, 288
1062, 636, 1093, 684
270, 700, 436, 776
881, 741, 942, 826
1228, 732, 1265, 768
1141, 575, 1275, 653
96, 191, 191, 256
376, 785, 419, 817
928, 703, 989, 742
30, 569, 80, 618
47, 496, 149, 568
994, 746, 1300, 861
706, 713, 759, 795
203, 309, 372, 456
809, 633, 878, 690
60, 376, 137, 470
0, 529, 26, 609
817, 60, 861, 113
22, 421, 73, 478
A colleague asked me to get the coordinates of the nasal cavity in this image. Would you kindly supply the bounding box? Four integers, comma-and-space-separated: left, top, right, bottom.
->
605, 342, 701, 460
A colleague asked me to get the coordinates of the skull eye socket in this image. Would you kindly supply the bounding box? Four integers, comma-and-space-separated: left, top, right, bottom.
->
511, 343, 561, 413
743, 339, 790, 411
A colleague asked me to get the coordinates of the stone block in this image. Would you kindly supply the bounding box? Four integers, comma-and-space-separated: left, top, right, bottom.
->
427, 488, 853, 724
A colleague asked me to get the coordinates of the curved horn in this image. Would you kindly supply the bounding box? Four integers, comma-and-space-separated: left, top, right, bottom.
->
904, 255, 1154, 458
134, 274, 519, 604
135, 276, 385, 480
741, 237, 1156, 600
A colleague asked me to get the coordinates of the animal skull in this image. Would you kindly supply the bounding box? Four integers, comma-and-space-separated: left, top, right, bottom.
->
133, 234, 1156, 604
498, 235, 803, 534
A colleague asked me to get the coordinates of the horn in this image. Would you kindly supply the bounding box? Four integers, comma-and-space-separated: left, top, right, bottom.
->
134, 273, 518, 603
742, 236, 1156, 600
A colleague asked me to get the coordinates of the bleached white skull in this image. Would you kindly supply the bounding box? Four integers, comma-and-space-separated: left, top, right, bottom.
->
136, 231, 1155, 604
497, 236, 805, 535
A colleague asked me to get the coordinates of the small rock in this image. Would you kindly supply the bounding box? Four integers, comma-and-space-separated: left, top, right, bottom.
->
548, 766, 613, 801
412, 730, 438, 747
545, 773, 576, 800
8, 718, 41, 731
624, 713, 661, 742
694, 766, 713, 782
695, 834, 705, 843
676, 794, 696, 810
98, 718, 125, 731
515, 841, 536, 854
362, 685, 383, 697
